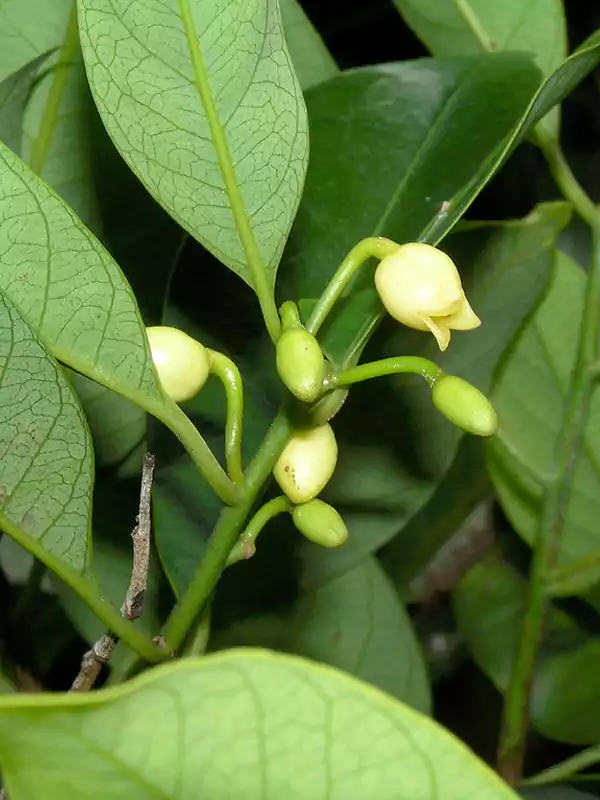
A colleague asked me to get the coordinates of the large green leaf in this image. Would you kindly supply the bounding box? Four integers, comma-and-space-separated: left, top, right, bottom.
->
392, 0, 566, 136
0, 0, 71, 81
286, 555, 431, 712
279, 0, 338, 90
453, 554, 600, 745
488, 252, 600, 570
0, 650, 521, 799
0, 289, 92, 573
78, 0, 308, 288
0, 141, 165, 412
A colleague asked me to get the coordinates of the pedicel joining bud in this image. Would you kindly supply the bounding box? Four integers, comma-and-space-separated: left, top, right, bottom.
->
273, 423, 338, 504
374, 242, 480, 351
146, 326, 211, 403
292, 499, 348, 548
432, 375, 497, 437
276, 326, 326, 403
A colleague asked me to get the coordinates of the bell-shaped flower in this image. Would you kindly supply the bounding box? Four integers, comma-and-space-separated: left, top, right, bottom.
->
374, 242, 480, 351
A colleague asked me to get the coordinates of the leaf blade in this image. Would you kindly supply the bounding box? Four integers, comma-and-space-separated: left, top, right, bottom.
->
77, 0, 309, 287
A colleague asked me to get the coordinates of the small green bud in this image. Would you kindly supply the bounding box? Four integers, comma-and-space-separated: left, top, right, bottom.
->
432, 375, 497, 437
273, 423, 338, 504
146, 326, 211, 403
292, 499, 348, 548
276, 326, 325, 403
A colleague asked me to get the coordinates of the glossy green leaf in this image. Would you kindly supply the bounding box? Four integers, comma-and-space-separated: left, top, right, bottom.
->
20, 7, 103, 231
0, 0, 71, 81
453, 554, 600, 745
0, 54, 51, 154
0, 289, 92, 573
488, 252, 600, 570
78, 0, 309, 288
279, 0, 338, 90
521, 791, 600, 800
393, 0, 566, 136
286, 555, 431, 712
0, 141, 166, 414
0, 650, 521, 799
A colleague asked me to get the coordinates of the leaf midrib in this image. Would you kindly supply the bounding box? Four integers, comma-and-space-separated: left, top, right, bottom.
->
177, 0, 270, 294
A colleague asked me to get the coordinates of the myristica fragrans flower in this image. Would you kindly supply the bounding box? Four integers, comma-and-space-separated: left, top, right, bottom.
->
146, 326, 211, 403
375, 242, 480, 351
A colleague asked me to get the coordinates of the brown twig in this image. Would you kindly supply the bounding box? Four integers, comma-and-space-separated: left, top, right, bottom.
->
70, 453, 156, 693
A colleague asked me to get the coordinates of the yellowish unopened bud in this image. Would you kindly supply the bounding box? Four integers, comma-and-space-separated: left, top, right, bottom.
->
432, 375, 497, 437
273, 424, 338, 504
292, 499, 348, 548
276, 326, 325, 403
146, 326, 211, 403
374, 242, 480, 351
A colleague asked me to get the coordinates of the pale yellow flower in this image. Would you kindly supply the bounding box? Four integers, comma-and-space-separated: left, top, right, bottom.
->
374, 242, 480, 350
146, 326, 211, 403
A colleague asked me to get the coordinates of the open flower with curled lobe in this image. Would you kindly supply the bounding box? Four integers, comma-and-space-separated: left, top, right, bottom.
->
374, 242, 480, 351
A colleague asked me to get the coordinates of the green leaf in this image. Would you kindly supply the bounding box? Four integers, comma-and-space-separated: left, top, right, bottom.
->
392, 0, 566, 137
453, 554, 600, 745
0, 289, 92, 573
543, 549, 600, 598
521, 791, 600, 799
0, 54, 51, 155
0, 141, 164, 412
279, 0, 338, 90
0, 650, 522, 799
286, 555, 431, 713
0, 0, 71, 82
488, 251, 600, 572
78, 0, 309, 288
67, 371, 146, 471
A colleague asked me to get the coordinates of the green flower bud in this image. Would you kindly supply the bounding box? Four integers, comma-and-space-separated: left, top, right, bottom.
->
273, 424, 338, 504
432, 375, 497, 437
146, 326, 211, 403
292, 499, 348, 548
276, 326, 325, 403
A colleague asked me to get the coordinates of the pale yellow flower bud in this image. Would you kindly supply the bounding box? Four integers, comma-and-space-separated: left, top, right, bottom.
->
374, 242, 480, 351
273, 424, 338, 504
146, 326, 211, 403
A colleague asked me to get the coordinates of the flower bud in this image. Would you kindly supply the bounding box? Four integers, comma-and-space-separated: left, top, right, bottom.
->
273, 424, 338, 504
292, 499, 348, 548
276, 326, 325, 403
374, 242, 480, 351
146, 326, 211, 403
432, 375, 497, 437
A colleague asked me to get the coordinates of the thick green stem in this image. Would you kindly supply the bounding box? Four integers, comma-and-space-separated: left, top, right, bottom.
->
333, 356, 442, 388
306, 237, 399, 335
151, 397, 239, 506
208, 350, 245, 486
497, 149, 600, 783
227, 495, 291, 565
162, 412, 292, 653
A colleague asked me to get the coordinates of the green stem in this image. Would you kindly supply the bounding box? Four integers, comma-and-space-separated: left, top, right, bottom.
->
306, 237, 399, 335
162, 412, 292, 653
497, 156, 600, 782
521, 744, 600, 786
151, 397, 239, 506
333, 356, 442, 388
227, 495, 291, 565
207, 350, 245, 486
535, 129, 599, 228
0, 513, 161, 663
